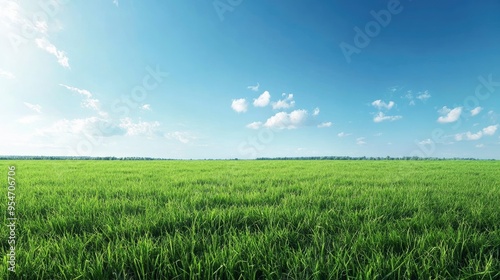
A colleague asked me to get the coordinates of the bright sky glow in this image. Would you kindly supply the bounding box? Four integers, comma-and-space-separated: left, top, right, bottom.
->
1, 0, 499, 159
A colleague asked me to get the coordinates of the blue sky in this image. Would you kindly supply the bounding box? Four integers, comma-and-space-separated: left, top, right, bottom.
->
1, 0, 499, 159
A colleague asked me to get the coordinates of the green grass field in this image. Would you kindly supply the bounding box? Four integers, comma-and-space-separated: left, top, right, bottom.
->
1, 160, 499, 279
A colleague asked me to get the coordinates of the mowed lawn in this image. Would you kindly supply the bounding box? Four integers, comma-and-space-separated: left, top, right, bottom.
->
1, 160, 499, 279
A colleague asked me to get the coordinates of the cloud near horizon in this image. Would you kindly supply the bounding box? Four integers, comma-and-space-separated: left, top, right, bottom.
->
454, 125, 498, 141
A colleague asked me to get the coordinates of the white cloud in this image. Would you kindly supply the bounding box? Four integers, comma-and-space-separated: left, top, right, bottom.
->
60, 84, 92, 98
476, 144, 484, 148
231, 98, 248, 113
313, 107, 320, 116
437, 106, 462, 124
373, 112, 402, 123
24, 102, 42, 113
317, 122, 332, 128
246, 122, 262, 129
483, 125, 498, 136
338, 132, 351, 137
455, 131, 482, 141
272, 94, 295, 109
37, 117, 123, 138
356, 137, 366, 145
0, 69, 15, 79
455, 124, 498, 141
0, 2, 48, 34
404, 90, 431, 105
113, 0, 119, 7
165, 131, 195, 143
416, 90, 431, 101
119, 118, 160, 136
35, 37, 70, 68
247, 83, 259, 92
264, 109, 308, 129
0, 1, 22, 26
371, 100, 395, 110
418, 139, 433, 145
60, 84, 102, 112
467, 132, 483, 140
470, 107, 483, 116
253, 91, 270, 107
141, 104, 151, 111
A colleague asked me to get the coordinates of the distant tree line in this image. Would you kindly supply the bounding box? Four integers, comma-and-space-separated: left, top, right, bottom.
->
256, 156, 495, 161
0, 155, 496, 161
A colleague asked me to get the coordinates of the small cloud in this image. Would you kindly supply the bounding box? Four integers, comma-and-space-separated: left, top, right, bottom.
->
253, 91, 270, 107
0, 69, 15, 80
119, 118, 160, 136
24, 102, 42, 114
374, 132, 383, 136
264, 109, 307, 129
467, 132, 483, 140
338, 132, 351, 137
317, 122, 332, 128
246, 122, 262, 129
165, 131, 196, 143
455, 131, 482, 141
113, 0, 119, 6
37, 117, 124, 138
418, 139, 433, 145
470, 107, 482, 116
371, 100, 395, 110
483, 124, 498, 136
476, 144, 484, 148
35, 37, 70, 68
404, 90, 430, 105
272, 94, 295, 110
437, 106, 462, 124
60, 84, 101, 112
231, 98, 248, 113
141, 104, 151, 111
247, 82, 260, 92
313, 107, 320, 116
373, 112, 402, 123
356, 137, 366, 145
416, 90, 431, 101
